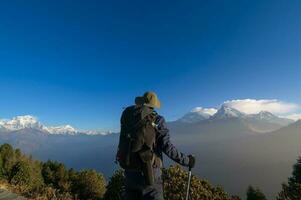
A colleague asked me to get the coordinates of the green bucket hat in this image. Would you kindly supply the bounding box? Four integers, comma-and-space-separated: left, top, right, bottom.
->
135, 91, 161, 109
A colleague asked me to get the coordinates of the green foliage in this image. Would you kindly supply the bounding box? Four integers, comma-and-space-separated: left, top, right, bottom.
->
29, 160, 44, 190
10, 161, 32, 186
0, 143, 247, 200
73, 169, 106, 200
104, 169, 125, 200
292, 157, 301, 184
246, 186, 267, 200
277, 157, 301, 200
0, 143, 16, 177
15, 148, 22, 160
104, 165, 240, 200
0, 144, 107, 199
0, 143, 44, 196
163, 165, 239, 200
9, 160, 44, 192
42, 160, 71, 192
0, 156, 4, 178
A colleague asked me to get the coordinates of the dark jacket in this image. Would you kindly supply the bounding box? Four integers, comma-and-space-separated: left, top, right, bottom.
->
153, 115, 189, 167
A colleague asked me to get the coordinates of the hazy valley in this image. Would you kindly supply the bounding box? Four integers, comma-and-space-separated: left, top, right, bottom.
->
0, 105, 300, 199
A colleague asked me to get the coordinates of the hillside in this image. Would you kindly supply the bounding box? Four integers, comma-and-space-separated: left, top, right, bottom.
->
0, 143, 243, 200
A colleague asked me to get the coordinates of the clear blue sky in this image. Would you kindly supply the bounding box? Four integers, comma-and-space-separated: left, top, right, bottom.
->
0, 0, 300, 130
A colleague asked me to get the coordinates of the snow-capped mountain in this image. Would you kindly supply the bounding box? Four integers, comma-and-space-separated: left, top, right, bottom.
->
178, 107, 217, 123
83, 130, 113, 136
245, 111, 294, 127
175, 105, 294, 133
179, 105, 294, 125
210, 105, 246, 120
0, 115, 110, 135
250, 111, 276, 120
0, 115, 43, 131
42, 125, 77, 135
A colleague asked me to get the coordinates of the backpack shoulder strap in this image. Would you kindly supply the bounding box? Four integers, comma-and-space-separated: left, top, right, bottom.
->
131, 106, 155, 129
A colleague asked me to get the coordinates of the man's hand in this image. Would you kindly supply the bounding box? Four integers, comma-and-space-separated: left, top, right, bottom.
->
188, 155, 195, 169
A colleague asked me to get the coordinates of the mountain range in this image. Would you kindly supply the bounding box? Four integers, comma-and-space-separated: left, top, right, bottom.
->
0, 115, 110, 135
0, 105, 300, 199
176, 105, 294, 135
0, 104, 294, 136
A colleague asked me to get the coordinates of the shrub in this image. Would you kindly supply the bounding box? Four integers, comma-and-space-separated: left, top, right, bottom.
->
73, 169, 106, 200
163, 165, 239, 200
104, 165, 240, 200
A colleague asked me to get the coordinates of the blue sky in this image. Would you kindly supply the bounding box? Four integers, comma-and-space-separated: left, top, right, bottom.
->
0, 0, 301, 130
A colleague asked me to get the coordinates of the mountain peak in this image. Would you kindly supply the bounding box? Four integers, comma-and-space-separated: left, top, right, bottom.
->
246, 111, 294, 126
248, 111, 286, 121
0, 115, 42, 130
211, 105, 245, 120
178, 107, 217, 123
255, 111, 276, 119
42, 124, 77, 135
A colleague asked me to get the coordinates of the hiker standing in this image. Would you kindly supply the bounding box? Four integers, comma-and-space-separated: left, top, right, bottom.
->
117, 91, 196, 200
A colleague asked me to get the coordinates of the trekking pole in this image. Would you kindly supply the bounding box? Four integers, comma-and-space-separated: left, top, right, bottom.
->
185, 166, 192, 200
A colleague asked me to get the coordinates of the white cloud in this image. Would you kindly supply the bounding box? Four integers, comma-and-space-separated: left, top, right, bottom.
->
223, 99, 299, 115
191, 107, 217, 116
282, 113, 301, 121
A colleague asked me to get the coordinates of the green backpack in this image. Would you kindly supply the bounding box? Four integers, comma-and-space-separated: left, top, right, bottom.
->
117, 105, 157, 185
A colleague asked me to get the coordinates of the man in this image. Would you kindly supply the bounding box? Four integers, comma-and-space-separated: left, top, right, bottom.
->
117, 91, 195, 200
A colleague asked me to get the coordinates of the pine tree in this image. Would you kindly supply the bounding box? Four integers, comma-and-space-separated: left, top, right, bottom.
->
104, 169, 125, 200
0, 156, 4, 178
277, 157, 301, 200
246, 186, 267, 200
0, 143, 16, 177
15, 148, 22, 160
10, 160, 44, 191
10, 161, 32, 186
42, 160, 70, 192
